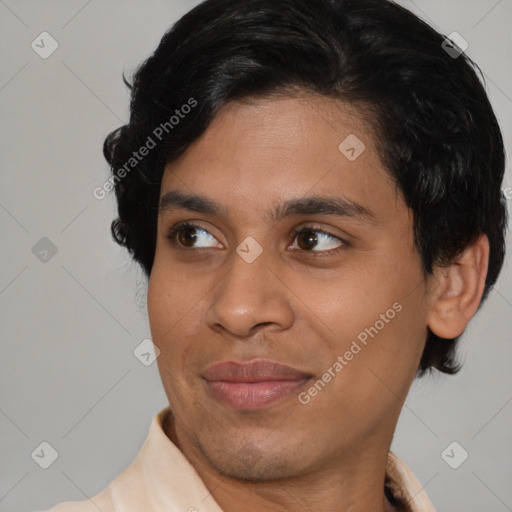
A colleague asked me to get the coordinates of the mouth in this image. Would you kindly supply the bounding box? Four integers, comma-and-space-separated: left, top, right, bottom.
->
201, 359, 313, 410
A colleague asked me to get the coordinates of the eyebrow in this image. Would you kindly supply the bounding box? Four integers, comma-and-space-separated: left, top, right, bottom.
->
158, 190, 379, 225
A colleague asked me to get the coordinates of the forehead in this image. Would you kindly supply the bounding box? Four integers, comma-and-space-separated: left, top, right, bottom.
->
160, 94, 401, 222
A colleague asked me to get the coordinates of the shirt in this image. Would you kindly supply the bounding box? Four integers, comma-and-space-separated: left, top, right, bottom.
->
43, 406, 436, 511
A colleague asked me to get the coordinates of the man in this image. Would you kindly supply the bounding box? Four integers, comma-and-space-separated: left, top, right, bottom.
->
45, 0, 507, 510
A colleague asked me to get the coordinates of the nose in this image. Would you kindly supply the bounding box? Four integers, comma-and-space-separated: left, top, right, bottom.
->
204, 249, 294, 339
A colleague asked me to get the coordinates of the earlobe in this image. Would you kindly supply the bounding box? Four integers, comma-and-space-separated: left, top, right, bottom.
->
426, 234, 489, 339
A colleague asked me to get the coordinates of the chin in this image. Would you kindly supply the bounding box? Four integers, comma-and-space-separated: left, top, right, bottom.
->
198, 438, 303, 482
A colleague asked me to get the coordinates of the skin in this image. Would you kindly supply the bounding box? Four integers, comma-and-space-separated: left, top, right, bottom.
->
147, 92, 489, 512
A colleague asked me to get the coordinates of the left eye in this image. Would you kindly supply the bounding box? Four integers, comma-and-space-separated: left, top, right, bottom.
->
290, 227, 344, 252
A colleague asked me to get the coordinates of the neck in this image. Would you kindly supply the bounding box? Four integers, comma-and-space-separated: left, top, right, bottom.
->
163, 412, 402, 512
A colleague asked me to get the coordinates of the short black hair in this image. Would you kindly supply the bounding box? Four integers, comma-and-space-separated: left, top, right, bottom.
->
103, 0, 507, 377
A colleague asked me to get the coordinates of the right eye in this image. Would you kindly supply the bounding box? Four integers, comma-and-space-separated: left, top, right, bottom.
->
166, 221, 223, 250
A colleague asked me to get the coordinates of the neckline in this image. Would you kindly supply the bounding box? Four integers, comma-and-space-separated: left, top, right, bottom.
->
160, 408, 408, 511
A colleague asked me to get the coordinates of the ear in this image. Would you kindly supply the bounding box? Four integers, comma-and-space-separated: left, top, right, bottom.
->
426, 234, 490, 339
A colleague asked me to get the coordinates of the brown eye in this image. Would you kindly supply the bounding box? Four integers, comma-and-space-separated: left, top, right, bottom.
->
177, 226, 198, 247
296, 230, 319, 251
290, 226, 345, 254
167, 221, 222, 250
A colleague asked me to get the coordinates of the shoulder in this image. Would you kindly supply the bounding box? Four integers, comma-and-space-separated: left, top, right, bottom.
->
39, 486, 115, 512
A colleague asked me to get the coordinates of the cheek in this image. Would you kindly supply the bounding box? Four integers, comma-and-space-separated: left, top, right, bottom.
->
147, 259, 198, 337
314, 250, 427, 366
147, 269, 170, 338
147, 262, 210, 370
285, 264, 410, 346
147, 271, 187, 371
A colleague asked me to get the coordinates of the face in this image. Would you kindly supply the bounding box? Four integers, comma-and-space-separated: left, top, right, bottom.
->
147, 93, 430, 481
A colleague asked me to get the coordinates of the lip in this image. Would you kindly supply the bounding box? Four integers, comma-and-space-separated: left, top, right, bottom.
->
202, 359, 312, 410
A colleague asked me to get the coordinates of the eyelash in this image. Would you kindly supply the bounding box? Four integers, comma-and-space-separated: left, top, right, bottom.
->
166, 221, 347, 257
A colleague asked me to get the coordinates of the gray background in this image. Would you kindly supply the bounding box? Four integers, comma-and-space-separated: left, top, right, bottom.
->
0, 0, 511, 510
